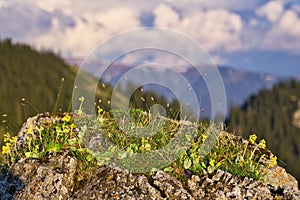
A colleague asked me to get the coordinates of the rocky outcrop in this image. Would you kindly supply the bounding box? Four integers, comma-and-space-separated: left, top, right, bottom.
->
1, 114, 300, 199
0, 151, 299, 200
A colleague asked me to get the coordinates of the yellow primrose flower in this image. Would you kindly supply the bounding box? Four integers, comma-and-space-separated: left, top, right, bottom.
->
249, 134, 257, 145
260, 154, 267, 160
144, 143, 151, 151
62, 114, 71, 123
27, 125, 34, 134
201, 134, 208, 143
11, 136, 17, 143
3, 133, 11, 143
2, 145, 10, 155
97, 106, 103, 115
141, 137, 146, 144
269, 154, 277, 167
63, 126, 70, 134
70, 123, 76, 129
260, 139, 266, 149
36, 125, 44, 132
33, 145, 39, 154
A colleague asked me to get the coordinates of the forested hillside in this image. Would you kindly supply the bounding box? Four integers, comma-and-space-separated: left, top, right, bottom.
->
0, 39, 115, 148
0, 39, 180, 148
0, 39, 78, 131
228, 79, 300, 181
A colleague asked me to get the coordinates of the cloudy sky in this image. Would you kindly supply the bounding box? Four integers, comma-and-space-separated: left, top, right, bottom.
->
1, 0, 300, 76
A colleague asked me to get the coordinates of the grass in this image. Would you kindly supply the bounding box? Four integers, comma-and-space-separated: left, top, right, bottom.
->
1, 97, 278, 189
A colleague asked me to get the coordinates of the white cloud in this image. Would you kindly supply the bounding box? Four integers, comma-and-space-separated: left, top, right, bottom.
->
2, 0, 300, 60
153, 4, 180, 28
256, 1, 284, 22
252, 1, 300, 54
278, 10, 300, 37
153, 4, 243, 52
33, 7, 140, 57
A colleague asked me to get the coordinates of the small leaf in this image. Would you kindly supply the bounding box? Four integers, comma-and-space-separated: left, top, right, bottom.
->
46, 142, 62, 152
68, 138, 77, 145
86, 154, 94, 162
164, 166, 174, 172
184, 158, 192, 169
118, 151, 127, 159
194, 163, 202, 169
193, 158, 200, 165
144, 143, 151, 151
25, 152, 39, 158
207, 166, 215, 174
25, 152, 32, 158
70, 146, 77, 152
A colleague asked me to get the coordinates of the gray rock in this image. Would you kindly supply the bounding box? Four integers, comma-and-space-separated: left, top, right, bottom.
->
188, 169, 300, 200
2, 151, 300, 200
12, 151, 77, 200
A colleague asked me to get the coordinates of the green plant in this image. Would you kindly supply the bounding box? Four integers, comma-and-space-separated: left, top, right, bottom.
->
1, 97, 279, 188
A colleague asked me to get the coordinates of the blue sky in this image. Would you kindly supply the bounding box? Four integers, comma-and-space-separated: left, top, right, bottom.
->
1, 0, 300, 76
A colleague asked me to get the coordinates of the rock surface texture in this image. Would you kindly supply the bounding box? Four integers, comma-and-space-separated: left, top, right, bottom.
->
0, 152, 299, 200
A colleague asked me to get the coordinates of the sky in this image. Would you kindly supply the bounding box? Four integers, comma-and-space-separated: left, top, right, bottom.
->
1, 0, 300, 76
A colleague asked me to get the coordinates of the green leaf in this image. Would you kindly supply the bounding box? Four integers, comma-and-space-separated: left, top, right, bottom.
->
86, 154, 94, 162
70, 146, 77, 152
184, 158, 192, 169
207, 166, 215, 174
164, 166, 174, 172
78, 125, 87, 140
194, 163, 202, 170
25, 152, 39, 158
68, 138, 77, 145
46, 142, 62, 152
118, 151, 127, 159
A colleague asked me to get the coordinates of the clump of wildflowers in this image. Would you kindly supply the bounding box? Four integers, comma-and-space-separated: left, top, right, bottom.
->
1, 113, 80, 164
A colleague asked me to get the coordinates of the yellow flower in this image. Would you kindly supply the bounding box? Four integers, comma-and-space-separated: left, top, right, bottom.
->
260, 154, 267, 160
3, 133, 11, 143
70, 123, 76, 129
2, 145, 10, 155
11, 136, 17, 143
36, 125, 44, 132
97, 106, 103, 115
269, 154, 277, 167
144, 143, 151, 151
209, 158, 215, 167
141, 137, 146, 144
201, 134, 208, 143
260, 139, 266, 149
62, 125, 70, 134
62, 114, 71, 123
249, 134, 257, 144
27, 125, 34, 134
33, 145, 39, 154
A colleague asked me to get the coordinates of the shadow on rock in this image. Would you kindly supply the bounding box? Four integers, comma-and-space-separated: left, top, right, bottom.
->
0, 166, 24, 200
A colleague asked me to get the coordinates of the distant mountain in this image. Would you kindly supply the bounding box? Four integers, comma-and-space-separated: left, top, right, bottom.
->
66, 58, 280, 118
